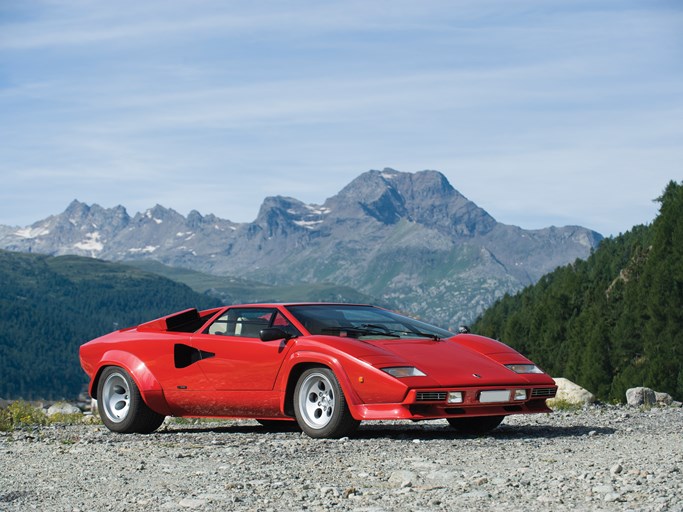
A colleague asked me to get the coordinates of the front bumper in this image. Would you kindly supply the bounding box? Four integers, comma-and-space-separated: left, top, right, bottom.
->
351, 385, 557, 421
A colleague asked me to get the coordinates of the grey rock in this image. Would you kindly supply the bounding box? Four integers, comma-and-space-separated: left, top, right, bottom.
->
626, 387, 657, 407
655, 392, 673, 405
458, 490, 490, 499
320, 486, 340, 497
424, 470, 459, 485
604, 492, 622, 502
593, 484, 615, 494
46, 402, 81, 416
178, 498, 207, 509
388, 470, 418, 488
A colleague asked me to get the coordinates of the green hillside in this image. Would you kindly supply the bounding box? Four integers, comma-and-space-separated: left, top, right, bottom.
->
473, 181, 683, 401
0, 251, 221, 399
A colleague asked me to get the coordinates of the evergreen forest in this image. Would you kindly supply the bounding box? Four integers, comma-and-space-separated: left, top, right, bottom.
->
473, 181, 683, 401
0, 251, 220, 399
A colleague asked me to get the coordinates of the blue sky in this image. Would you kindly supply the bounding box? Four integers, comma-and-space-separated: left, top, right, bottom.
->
1, 1, 681, 236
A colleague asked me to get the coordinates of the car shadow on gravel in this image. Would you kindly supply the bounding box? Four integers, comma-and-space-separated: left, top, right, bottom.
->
353, 424, 616, 440
156, 424, 300, 435
155, 422, 616, 440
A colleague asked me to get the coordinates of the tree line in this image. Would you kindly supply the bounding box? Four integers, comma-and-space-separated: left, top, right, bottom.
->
473, 181, 683, 401
0, 252, 220, 399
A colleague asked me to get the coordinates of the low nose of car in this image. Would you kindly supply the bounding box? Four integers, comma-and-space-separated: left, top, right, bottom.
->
373, 339, 518, 387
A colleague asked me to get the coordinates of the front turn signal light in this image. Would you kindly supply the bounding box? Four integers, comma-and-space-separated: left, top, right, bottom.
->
513, 389, 528, 401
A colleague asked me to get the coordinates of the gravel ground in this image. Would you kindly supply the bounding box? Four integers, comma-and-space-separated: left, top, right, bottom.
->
1, 405, 681, 512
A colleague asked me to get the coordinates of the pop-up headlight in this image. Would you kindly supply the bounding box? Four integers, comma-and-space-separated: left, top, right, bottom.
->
381, 367, 426, 378
505, 364, 543, 374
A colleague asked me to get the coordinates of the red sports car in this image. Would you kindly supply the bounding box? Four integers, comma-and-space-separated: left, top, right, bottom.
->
79, 303, 557, 438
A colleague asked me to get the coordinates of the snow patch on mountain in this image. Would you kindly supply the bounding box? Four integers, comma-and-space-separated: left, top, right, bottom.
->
73, 232, 103, 254
15, 226, 50, 239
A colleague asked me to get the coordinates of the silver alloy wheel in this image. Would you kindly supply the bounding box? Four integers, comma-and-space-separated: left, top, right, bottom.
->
298, 371, 336, 429
101, 371, 131, 423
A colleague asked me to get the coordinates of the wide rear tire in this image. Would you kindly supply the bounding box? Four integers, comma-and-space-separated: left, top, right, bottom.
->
97, 366, 165, 434
293, 367, 359, 438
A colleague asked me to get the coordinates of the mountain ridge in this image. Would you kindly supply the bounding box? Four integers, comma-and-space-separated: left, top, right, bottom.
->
0, 168, 603, 325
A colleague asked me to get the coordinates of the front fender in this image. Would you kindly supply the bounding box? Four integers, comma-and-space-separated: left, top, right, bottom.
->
89, 350, 172, 416
277, 350, 367, 420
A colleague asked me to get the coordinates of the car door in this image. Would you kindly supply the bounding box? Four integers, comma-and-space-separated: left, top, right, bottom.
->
146, 331, 216, 416
190, 307, 298, 391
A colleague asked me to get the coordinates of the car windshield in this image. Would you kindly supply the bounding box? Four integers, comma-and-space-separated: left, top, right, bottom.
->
285, 305, 453, 340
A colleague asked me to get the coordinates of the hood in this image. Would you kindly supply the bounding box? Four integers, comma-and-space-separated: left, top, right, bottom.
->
364, 337, 545, 387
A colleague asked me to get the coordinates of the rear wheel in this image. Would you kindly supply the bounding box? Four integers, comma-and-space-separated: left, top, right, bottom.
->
97, 366, 165, 434
447, 415, 505, 434
293, 367, 359, 438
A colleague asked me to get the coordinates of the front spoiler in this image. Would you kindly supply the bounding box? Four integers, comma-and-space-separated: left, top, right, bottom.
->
349, 385, 556, 421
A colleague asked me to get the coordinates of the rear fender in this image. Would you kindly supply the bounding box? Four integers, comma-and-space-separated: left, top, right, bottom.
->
277, 351, 365, 420
89, 350, 172, 416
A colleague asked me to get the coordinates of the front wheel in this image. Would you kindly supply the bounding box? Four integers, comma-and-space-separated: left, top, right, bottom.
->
97, 366, 165, 434
293, 367, 359, 438
447, 415, 505, 434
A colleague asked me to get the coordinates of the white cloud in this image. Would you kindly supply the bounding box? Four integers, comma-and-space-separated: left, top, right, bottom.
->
0, 0, 681, 235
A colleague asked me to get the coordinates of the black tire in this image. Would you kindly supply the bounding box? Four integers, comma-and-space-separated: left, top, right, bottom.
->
97, 366, 165, 434
293, 367, 360, 438
447, 415, 505, 434
256, 419, 301, 432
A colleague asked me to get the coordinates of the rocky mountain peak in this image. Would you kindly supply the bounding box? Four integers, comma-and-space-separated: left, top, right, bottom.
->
64, 199, 90, 218
254, 196, 330, 237
187, 210, 204, 228
56, 201, 130, 232
325, 169, 408, 224
132, 205, 184, 226
0, 168, 604, 325
325, 168, 496, 235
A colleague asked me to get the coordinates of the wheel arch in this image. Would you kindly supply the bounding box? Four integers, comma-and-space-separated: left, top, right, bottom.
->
279, 352, 364, 420
89, 350, 172, 416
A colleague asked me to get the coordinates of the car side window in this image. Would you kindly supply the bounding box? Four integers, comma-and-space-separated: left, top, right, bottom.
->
271, 312, 301, 338
205, 308, 300, 338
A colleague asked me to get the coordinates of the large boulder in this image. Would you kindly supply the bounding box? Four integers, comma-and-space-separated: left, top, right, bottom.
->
625, 387, 657, 407
547, 378, 596, 407
626, 387, 678, 407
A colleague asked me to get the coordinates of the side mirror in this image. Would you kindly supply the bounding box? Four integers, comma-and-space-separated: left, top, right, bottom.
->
259, 327, 294, 342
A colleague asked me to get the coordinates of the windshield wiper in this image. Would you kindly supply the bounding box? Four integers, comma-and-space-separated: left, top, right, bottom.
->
321, 325, 401, 338
393, 330, 442, 341
351, 325, 401, 338
362, 324, 441, 341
